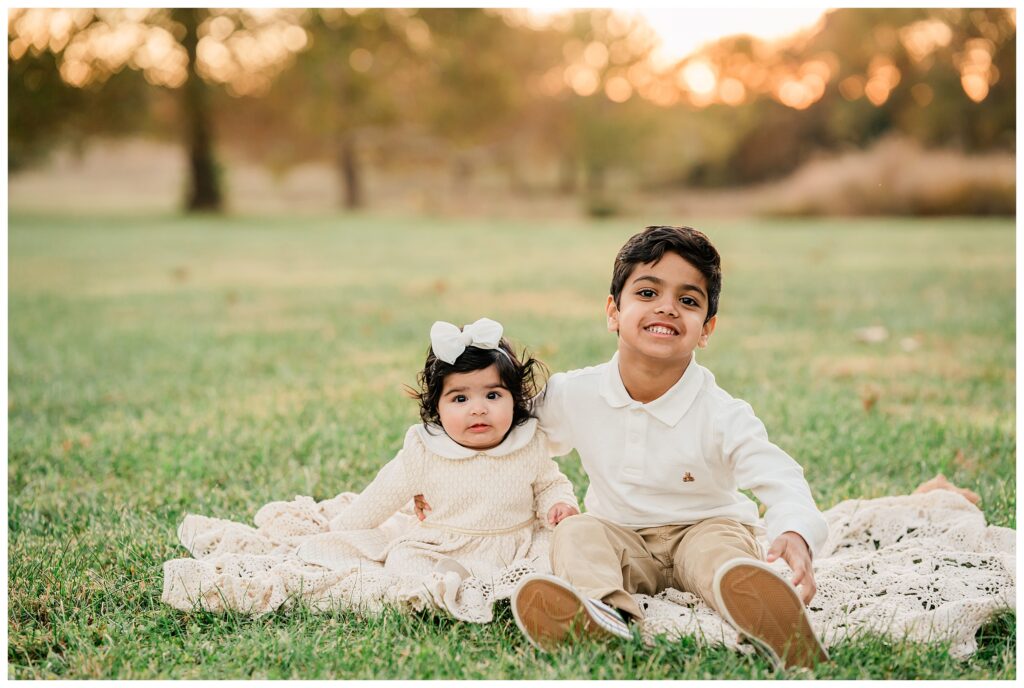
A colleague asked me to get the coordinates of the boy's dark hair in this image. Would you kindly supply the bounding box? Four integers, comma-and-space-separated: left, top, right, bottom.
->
412, 338, 547, 431
610, 225, 722, 322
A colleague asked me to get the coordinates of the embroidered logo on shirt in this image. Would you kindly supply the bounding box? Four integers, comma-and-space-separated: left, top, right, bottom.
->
682, 472, 695, 483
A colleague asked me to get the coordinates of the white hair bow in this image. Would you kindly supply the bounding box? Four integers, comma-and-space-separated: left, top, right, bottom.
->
430, 318, 504, 364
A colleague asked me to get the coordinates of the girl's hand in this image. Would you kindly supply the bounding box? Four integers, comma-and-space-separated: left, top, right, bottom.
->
547, 502, 580, 526
413, 494, 431, 521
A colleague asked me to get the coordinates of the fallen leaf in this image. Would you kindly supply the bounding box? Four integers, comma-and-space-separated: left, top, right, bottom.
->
854, 326, 889, 344
900, 336, 922, 352
861, 385, 880, 412
953, 448, 977, 471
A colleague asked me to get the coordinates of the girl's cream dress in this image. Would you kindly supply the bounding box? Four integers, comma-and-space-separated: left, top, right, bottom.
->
162, 419, 578, 622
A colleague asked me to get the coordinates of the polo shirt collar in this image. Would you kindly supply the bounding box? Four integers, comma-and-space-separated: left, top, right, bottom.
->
599, 351, 703, 426
414, 417, 537, 459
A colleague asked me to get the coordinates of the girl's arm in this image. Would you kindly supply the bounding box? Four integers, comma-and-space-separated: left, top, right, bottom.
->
330, 440, 417, 531
532, 437, 579, 524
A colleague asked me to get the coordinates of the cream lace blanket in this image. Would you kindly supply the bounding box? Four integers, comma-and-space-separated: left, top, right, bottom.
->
162, 489, 1014, 658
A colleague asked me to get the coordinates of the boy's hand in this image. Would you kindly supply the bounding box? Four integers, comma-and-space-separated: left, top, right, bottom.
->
413, 494, 431, 521
767, 531, 817, 604
547, 502, 580, 526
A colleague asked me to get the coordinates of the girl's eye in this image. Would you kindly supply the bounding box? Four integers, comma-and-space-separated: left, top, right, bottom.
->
454, 395, 467, 403
486, 391, 502, 400
637, 288, 656, 298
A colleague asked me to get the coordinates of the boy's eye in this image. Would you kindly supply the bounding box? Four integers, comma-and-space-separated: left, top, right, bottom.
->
680, 296, 698, 307
637, 288, 656, 298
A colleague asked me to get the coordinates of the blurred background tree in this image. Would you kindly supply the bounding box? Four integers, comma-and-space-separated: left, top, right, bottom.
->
417, 8, 536, 192
218, 8, 418, 210
8, 7, 1016, 216
678, 7, 1015, 185
555, 10, 662, 199
8, 11, 150, 171
8, 8, 309, 212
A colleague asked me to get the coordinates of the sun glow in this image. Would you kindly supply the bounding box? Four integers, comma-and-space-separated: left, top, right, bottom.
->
529, 6, 827, 66
527, 6, 831, 109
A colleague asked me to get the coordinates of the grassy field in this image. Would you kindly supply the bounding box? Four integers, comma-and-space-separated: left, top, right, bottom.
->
8, 212, 1015, 679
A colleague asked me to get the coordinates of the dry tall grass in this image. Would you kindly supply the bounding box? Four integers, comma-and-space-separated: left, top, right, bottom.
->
760, 135, 1015, 216
7, 135, 1015, 218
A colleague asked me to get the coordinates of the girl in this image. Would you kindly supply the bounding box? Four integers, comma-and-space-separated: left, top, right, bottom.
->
293, 317, 579, 616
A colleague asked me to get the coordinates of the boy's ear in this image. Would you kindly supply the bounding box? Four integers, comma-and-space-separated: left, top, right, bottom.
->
605, 295, 619, 333
698, 314, 717, 349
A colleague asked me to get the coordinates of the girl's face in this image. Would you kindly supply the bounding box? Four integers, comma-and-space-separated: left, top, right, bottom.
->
437, 364, 515, 450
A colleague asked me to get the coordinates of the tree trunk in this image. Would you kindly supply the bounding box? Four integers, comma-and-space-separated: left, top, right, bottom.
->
558, 152, 577, 194
175, 8, 222, 213
451, 155, 474, 191
585, 162, 606, 194
336, 131, 363, 210
498, 149, 527, 194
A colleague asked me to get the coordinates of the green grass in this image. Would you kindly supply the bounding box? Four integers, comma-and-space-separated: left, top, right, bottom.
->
8, 212, 1015, 679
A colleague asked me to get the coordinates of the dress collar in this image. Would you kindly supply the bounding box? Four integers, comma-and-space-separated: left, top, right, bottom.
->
598, 351, 704, 426
413, 417, 538, 459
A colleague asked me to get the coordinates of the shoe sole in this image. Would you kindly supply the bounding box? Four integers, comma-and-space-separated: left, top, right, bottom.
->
511, 574, 620, 651
713, 559, 829, 670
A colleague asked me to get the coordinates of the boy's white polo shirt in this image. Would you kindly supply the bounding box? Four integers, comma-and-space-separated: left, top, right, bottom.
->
537, 352, 828, 557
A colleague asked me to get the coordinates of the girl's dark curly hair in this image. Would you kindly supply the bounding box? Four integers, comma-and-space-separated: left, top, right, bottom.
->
412, 337, 547, 432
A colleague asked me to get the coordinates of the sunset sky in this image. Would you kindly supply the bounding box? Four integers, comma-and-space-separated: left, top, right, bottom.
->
532, 6, 829, 65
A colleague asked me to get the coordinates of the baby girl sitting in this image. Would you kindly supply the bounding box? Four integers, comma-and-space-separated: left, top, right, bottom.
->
296, 317, 579, 613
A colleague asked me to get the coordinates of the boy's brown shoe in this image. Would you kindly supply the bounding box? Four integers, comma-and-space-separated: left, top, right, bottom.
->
712, 558, 829, 670
511, 573, 632, 651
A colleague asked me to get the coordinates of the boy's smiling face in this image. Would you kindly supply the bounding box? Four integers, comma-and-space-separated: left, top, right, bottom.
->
606, 251, 717, 368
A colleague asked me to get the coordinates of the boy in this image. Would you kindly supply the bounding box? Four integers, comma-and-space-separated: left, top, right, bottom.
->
511, 226, 828, 670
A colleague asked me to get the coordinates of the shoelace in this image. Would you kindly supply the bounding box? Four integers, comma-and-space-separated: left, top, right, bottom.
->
585, 597, 630, 634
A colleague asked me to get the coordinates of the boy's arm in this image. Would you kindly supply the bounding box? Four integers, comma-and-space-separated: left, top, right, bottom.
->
534, 372, 575, 457
716, 400, 828, 558
330, 440, 416, 531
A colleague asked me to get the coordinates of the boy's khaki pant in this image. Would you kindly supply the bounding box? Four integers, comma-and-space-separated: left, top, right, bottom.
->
550, 514, 763, 621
